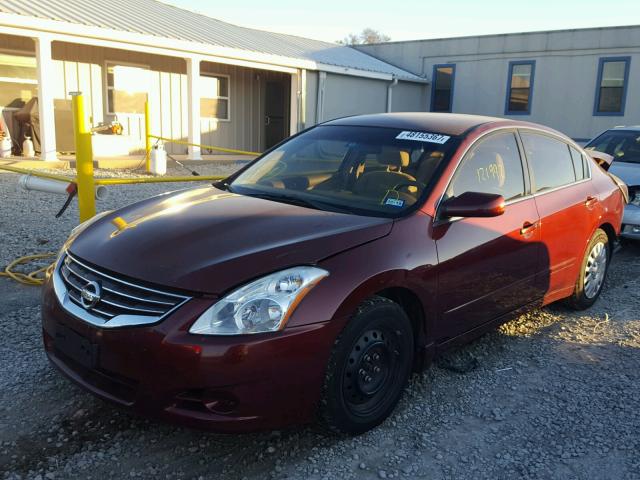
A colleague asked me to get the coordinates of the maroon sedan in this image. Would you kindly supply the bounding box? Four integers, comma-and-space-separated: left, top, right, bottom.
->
42, 113, 625, 434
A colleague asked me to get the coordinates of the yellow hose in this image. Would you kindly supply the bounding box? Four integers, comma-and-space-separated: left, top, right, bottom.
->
1, 253, 57, 286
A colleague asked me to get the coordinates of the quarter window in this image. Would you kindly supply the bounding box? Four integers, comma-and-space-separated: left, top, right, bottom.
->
448, 132, 525, 201
200, 74, 230, 120
521, 132, 576, 192
106, 63, 150, 114
430, 64, 455, 112
594, 57, 630, 115
505, 61, 535, 115
569, 146, 589, 181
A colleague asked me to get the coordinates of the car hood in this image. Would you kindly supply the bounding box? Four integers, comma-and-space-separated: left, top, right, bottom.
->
609, 161, 640, 187
69, 187, 393, 294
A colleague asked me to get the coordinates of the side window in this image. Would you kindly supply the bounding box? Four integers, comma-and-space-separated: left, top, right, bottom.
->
569, 146, 589, 181
521, 132, 576, 191
594, 57, 630, 115
448, 132, 525, 201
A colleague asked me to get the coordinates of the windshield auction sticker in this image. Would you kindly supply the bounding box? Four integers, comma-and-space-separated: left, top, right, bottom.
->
396, 131, 450, 144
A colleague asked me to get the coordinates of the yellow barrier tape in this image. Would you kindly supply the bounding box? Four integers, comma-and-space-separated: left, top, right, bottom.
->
149, 135, 261, 156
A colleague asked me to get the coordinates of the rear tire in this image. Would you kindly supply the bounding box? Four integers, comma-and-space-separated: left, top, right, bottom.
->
319, 296, 414, 435
567, 228, 610, 310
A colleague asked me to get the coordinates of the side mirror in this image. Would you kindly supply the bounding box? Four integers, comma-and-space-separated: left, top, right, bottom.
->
440, 191, 506, 218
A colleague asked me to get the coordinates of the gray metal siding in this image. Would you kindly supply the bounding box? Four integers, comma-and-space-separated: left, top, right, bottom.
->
358, 26, 640, 140
391, 81, 427, 113
0, 34, 285, 154
321, 73, 387, 122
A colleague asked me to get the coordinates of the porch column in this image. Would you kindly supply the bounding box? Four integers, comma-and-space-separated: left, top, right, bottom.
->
34, 35, 57, 161
289, 70, 301, 135
186, 56, 202, 160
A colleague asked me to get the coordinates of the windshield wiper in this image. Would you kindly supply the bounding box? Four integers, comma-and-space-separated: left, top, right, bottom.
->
212, 180, 234, 192
244, 191, 352, 214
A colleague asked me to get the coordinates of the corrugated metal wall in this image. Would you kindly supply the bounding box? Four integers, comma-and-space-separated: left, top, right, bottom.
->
320, 73, 387, 122
1, 33, 294, 155
358, 26, 640, 140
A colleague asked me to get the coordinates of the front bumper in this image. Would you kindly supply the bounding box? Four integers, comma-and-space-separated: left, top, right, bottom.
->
41, 278, 340, 432
621, 204, 640, 240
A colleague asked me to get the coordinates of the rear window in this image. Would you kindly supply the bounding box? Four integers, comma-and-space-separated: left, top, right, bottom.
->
521, 132, 576, 192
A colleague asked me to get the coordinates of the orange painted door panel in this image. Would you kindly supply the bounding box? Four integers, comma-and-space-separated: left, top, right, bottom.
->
533, 181, 595, 300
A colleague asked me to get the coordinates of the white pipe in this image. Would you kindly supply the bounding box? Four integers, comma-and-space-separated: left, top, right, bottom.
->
19, 175, 108, 200
387, 77, 398, 113
316, 71, 326, 123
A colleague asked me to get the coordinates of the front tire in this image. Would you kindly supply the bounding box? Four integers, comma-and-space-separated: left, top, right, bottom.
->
567, 228, 610, 310
319, 296, 414, 435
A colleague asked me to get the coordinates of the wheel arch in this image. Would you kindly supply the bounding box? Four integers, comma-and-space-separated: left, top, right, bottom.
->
376, 286, 429, 371
598, 222, 617, 249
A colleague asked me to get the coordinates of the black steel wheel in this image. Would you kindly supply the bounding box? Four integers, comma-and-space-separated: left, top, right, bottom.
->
319, 296, 414, 435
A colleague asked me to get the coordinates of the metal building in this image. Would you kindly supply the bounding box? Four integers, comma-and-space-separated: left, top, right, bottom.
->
0, 0, 425, 161
357, 25, 640, 142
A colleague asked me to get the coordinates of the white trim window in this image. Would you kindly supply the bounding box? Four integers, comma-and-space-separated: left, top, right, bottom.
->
0, 52, 38, 109
200, 73, 230, 121
105, 62, 150, 115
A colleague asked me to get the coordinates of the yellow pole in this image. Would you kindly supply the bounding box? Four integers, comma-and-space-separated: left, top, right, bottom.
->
144, 100, 151, 173
71, 92, 96, 222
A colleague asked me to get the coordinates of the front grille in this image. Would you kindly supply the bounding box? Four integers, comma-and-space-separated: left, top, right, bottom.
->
57, 252, 190, 325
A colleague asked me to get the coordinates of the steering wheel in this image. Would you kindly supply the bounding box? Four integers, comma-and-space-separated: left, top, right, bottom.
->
392, 181, 423, 196
263, 160, 287, 179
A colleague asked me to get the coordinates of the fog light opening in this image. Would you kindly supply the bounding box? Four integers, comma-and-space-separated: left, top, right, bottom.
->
203, 391, 239, 414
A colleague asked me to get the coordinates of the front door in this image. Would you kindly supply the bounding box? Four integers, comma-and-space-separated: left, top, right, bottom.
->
265, 80, 288, 149
433, 131, 543, 341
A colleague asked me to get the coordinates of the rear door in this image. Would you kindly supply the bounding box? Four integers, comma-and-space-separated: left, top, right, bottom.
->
433, 130, 543, 340
518, 130, 595, 301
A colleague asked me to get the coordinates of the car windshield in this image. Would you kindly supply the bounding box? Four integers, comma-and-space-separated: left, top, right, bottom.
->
585, 130, 640, 164
230, 125, 460, 217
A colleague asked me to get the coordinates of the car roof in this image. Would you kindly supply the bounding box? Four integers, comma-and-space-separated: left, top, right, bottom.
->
322, 112, 545, 137
610, 126, 640, 132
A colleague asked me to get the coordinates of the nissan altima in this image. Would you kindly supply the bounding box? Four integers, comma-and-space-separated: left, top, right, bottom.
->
42, 113, 625, 434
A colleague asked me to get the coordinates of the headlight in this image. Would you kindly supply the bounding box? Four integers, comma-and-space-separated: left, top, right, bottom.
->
631, 189, 640, 207
189, 266, 329, 335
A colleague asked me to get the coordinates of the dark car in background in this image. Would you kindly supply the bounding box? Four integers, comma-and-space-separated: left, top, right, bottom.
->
42, 113, 625, 435
586, 126, 640, 240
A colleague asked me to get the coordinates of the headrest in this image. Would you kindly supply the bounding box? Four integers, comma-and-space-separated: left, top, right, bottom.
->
379, 148, 410, 168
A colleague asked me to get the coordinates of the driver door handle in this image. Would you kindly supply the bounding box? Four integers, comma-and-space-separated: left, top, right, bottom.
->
520, 221, 538, 236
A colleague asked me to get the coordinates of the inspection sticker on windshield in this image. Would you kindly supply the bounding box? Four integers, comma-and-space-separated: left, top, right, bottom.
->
384, 198, 405, 207
396, 131, 450, 144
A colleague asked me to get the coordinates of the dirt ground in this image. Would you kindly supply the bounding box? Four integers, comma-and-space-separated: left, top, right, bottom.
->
1, 166, 639, 480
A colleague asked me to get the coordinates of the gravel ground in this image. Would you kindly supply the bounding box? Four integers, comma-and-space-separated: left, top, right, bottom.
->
1, 164, 639, 480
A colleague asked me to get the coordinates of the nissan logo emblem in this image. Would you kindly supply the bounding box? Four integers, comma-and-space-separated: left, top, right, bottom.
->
80, 281, 102, 309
